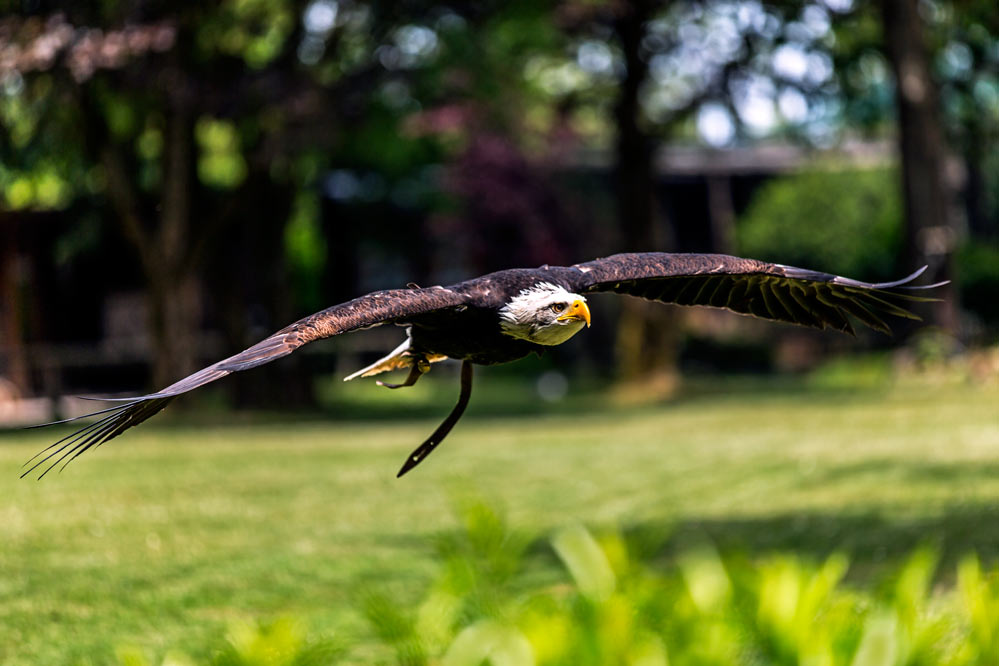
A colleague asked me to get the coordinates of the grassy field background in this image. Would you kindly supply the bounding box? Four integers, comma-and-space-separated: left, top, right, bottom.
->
2, 363, 998, 664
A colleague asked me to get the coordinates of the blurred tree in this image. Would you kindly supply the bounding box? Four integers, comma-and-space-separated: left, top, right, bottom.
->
1, 6, 310, 388
0, 1, 475, 394
554, 0, 833, 387
737, 167, 903, 283
821, 0, 999, 330
935, 2, 999, 243
608, 0, 677, 391
879, 0, 959, 330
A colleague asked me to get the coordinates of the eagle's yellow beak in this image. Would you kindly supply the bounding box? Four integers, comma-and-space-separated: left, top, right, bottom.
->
557, 299, 591, 327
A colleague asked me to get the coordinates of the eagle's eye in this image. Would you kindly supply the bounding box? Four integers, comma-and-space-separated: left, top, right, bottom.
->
550, 303, 566, 314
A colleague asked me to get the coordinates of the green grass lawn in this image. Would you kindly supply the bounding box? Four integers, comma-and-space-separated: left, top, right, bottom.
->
2, 370, 998, 664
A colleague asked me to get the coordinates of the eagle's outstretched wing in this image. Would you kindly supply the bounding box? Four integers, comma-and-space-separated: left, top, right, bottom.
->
23, 286, 467, 478
566, 252, 944, 334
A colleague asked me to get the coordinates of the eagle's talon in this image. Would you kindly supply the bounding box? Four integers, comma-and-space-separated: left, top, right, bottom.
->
376, 363, 424, 389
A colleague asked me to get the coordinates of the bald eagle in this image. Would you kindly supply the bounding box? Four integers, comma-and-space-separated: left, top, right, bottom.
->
25, 253, 943, 479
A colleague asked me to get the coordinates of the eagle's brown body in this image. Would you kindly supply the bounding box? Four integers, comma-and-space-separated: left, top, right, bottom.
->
26, 252, 943, 479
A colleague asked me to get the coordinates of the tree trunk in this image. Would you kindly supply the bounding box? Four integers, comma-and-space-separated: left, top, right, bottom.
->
706, 175, 736, 254
147, 108, 201, 388
880, 0, 959, 332
88, 86, 203, 390
0, 216, 30, 395
612, 0, 680, 395
212, 172, 309, 408
961, 117, 996, 241
148, 272, 200, 389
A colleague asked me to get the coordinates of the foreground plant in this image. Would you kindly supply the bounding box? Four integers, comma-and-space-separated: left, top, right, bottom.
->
126, 503, 999, 665
360, 503, 999, 666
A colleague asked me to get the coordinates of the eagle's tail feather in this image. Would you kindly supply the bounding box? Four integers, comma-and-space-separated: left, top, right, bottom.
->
397, 360, 473, 478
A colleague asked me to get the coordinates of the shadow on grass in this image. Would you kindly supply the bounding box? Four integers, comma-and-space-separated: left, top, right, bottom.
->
364, 463, 999, 582
466, 500, 999, 586
656, 507, 999, 581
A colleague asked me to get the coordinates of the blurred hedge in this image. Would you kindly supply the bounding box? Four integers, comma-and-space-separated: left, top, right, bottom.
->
737, 167, 904, 283
738, 167, 999, 329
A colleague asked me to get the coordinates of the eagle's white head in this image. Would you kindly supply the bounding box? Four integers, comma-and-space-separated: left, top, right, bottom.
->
498, 282, 591, 346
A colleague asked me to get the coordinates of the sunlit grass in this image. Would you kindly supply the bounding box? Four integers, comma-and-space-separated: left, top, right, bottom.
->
1, 373, 997, 664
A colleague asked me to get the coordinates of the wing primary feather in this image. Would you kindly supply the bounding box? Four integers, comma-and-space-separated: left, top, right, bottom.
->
759, 281, 786, 322
652, 278, 685, 302
38, 410, 132, 478
786, 284, 824, 328
771, 282, 832, 329
649, 280, 672, 302
809, 298, 851, 331
840, 265, 926, 289
670, 277, 701, 305
783, 264, 929, 289
896, 281, 949, 292
52, 414, 129, 477
57, 409, 138, 472
848, 289, 924, 320
705, 277, 730, 308
769, 281, 810, 325
725, 277, 750, 310
21, 409, 126, 478
690, 277, 716, 305
21, 405, 132, 470
23, 397, 175, 479
831, 295, 892, 335
76, 394, 153, 402
795, 283, 853, 331
22, 401, 140, 428
745, 294, 770, 320
813, 290, 856, 335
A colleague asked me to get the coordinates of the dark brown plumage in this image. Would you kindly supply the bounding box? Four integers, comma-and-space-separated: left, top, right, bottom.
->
25, 252, 943, 479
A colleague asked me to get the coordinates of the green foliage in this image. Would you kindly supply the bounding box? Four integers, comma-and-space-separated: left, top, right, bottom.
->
283, 190, 327, 311
359, 500, 534, 666
347, 500, 999, 666
196, 117, 249, 189
0, 75, 82, 210
737, 168, 903, 282
359, 518, 999, 666
211, 618, 340, 666
807, 353, 894, 391
117, 618, 340, 666
0, 163, 72, 210
196, 0, 295, 68
958, 554, 999, 662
